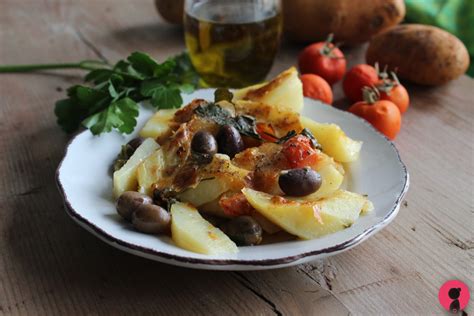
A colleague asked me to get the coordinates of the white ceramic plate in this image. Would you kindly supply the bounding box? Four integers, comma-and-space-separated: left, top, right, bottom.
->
56, 89, 409, 270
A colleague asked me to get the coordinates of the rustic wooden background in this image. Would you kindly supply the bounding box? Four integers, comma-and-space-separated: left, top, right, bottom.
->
0, 1, 472, 315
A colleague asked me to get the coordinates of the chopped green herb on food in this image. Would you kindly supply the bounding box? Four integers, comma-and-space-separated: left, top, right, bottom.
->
194, 102, 261, 140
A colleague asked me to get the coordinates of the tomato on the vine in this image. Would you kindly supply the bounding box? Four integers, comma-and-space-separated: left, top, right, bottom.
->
282, 135, 319, 168
300, 74, 333, 104
298, 34, 346, 85
348, 87, 402, 140
376, 72, 410, 114
343, 64, 378, 102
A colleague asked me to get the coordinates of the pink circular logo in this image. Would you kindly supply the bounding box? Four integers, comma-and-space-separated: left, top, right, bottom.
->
438, 280, 470, 313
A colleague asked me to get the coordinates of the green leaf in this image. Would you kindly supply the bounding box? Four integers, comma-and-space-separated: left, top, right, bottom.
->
150, 86, 182, 109
53, 51, 200, 135
154, 58, 176, 78
82, 97, 138, 135
68, 86, 107, 106
115, 98, 139, 134
55, 98, 87, 133
140, 79, 164, 97
108, 81, 119, 99
85, 69, 113, 84
194, 103, 233, 126
178, 83, 195, 94
300, 128, 322, 150
234, 115, 260, 139
127, 52, 160, 77
194, 103, 261, 140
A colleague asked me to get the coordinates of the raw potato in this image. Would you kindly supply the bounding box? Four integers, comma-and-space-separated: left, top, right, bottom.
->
243, 188, 369, 239
171, 202, 238, 255
366, 24, 470, 85
113, 138, 159, 198
233, 67, 304, 113
283, 0, 405, 44
139, 109, 177, 140
301, 116, 362, 163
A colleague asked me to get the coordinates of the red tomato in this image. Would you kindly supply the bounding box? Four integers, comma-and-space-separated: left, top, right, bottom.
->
298, 35, 346, 85
349, 99, 402, 140
300, 74, 333, 104
282, 135, 319, 168
256, 123, 278, 142
378, 80, 410, 114
343, 64, 379, 102
219, 193, 254, 217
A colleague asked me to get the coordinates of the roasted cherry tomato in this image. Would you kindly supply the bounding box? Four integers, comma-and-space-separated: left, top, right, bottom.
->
282, 135, 319, 168
300, 74, 333, 104
343, 64, 378, 102
219, 193, 254, 217
256, 123, 278, 142
298, 34, 346, 85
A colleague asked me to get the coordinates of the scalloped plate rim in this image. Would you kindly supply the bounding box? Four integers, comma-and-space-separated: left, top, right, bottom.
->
55, 93, 409, 270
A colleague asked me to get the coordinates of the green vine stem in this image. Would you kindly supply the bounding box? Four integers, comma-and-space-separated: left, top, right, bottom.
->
0, 60, 109, 73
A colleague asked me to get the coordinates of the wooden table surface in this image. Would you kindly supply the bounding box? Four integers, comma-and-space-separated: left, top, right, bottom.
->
0, 1, 472, 315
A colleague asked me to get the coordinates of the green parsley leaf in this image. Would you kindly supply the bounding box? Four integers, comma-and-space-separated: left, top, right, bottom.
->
194, 103, 261, 140
150, 86, 182, 109
82, 98, 138, 135
1, 51, 201, 135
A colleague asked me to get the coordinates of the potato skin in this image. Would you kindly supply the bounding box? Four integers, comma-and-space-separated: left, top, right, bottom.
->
283, 0, 405, 44
366, 24, 470, 85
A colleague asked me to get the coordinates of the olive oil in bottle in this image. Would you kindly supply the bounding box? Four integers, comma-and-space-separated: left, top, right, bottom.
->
184, 1, 282, 88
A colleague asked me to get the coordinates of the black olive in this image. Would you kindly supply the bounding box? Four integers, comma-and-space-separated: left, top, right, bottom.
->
278, 168, 322, 197
216, 125, 244, 158
221, 216, 262, 246
152, 188, 177, 211
127, 137, 144, 151
132, 204, 171, 234
116, 191, 153, 221
191, 130, 217, 164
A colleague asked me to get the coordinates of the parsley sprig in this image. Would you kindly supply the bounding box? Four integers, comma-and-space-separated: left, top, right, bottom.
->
0, 52, 200, 135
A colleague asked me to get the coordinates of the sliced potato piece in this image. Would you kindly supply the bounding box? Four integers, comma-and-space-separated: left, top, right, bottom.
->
242, 188, 369, 239
301, 116, 362, 163
305, 153, 344, 200
113, 138, 159, 198
171, 202, 238, 255
139, 109, 177, 139
233, 67, 304, 113
137, 148, 166, 196
178, 178, 229, 207
178, 154, 249, 206
362, 199, 374, 214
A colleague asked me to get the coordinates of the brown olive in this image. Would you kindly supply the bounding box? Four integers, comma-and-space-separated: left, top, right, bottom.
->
221, 216, 262, 246
131, 204, 171, 234
116, 191, 153, 221
191, 130, 217, 164
216, 125, 244, 158
127, 137, 144, 151
278, 168, 322, 197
